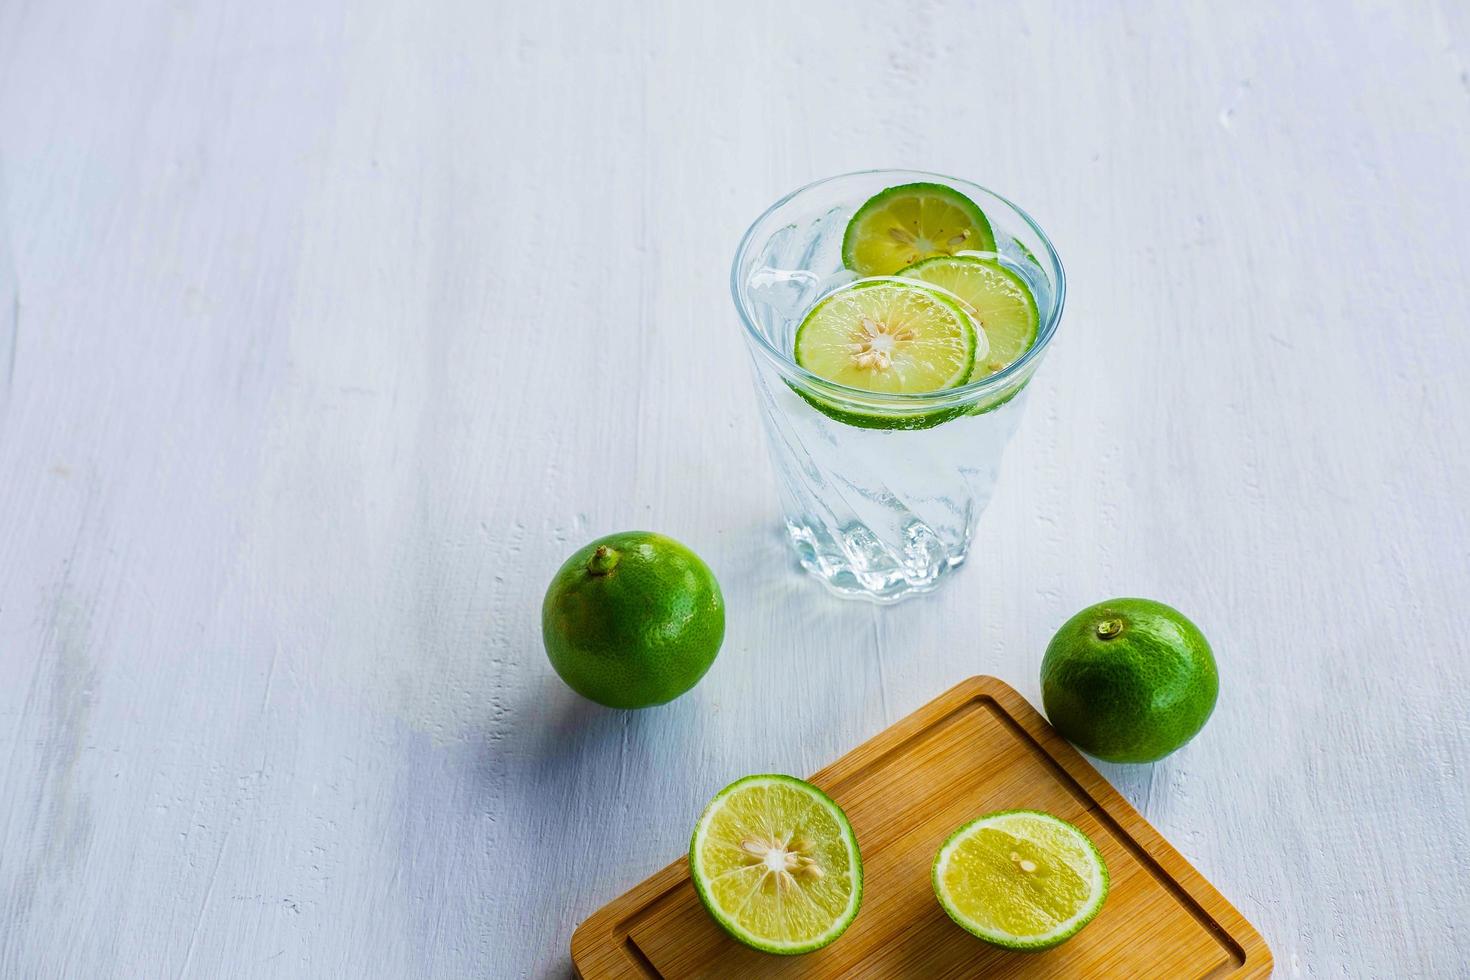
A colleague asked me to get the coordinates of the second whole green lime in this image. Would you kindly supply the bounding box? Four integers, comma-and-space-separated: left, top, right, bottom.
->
542, 531, 724, 709
1040, 598, 1218, 763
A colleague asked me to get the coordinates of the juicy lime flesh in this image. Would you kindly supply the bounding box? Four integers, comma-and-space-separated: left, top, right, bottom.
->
842, 182, 997, 276
899, 256, 1039, 380
935, 811, 1107, 949
541, 532, 724, 709
794, 280, 978, 395
691, 776, 861, 953
1041, 598, 1218, 763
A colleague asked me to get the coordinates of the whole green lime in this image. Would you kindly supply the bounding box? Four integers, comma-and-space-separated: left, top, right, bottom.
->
1040, 598, 1218, 763
542, 531, 724, 709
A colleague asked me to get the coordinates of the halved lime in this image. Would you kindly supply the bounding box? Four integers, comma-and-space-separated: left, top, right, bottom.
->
933, 810, 1108, 951
689, 775, 862, 955
842, 182, 997, 276
794, 279, 980, 395
898, 256, 1039, 380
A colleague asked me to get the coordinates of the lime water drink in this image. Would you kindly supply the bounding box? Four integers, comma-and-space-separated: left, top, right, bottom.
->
732, 171, 1064, 601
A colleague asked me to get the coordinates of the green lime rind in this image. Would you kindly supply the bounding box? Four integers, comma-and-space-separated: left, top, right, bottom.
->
1041, 598, 1219, 763
789, 354, 1032, 427
967, 376, 1029, 416
841, 182, 997, 276
541, 532, 725, 709
932, 809, 1109, 952
790, 350, 1031, 426
689, 774, 863, 955
1015, 239, 1042, 269
787, 382, 972, 430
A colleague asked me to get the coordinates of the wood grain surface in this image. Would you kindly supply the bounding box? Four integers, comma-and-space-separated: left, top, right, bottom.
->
1, 1, 1468, 977
572, 676, 1271, 979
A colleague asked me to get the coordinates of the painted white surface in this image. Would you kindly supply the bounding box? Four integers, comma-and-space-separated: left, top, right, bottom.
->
1, 1, 1468, 976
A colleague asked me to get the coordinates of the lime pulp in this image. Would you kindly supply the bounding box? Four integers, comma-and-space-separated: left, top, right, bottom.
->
841, 182, 997, 276
898, 255, 1039, 381
793, 279, 980, 395
933, 809, 1108, 951
689, 774, 863, 954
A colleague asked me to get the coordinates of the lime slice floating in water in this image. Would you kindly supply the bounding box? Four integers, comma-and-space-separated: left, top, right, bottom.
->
794, 279, 980, 395
933, 809, 1108, 951
898, 255, 1039, 381
791, 279, 980, 429
690, 774, 863, 955
842, 182, 997, 276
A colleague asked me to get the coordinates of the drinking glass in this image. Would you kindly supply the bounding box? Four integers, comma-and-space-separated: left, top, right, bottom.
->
731, 170, 1065, 602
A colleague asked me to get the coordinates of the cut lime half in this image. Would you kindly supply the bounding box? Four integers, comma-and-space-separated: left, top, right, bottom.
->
690, 775, 862, 955
933, 809, 1108, 952
842, 182, 997, 276
794, 279, 980, 395
898, 256, 1039, 381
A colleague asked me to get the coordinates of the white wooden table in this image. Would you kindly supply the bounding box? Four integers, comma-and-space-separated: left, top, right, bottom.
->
3, 2, 1468, 976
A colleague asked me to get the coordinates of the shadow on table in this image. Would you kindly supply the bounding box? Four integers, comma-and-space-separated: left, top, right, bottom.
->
1091, 755, 1178, 818
519, 679, 663, 767
479, 677, 694, 974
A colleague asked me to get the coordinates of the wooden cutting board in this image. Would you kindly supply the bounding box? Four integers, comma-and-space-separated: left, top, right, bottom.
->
571, 675, 1271, 978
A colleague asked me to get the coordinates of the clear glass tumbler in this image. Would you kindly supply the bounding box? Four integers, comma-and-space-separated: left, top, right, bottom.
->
732, 170, 1065, 602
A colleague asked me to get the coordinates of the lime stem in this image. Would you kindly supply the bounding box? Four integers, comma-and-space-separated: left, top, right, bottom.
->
1096, 618, 1124, 640
587, 545, 620, 576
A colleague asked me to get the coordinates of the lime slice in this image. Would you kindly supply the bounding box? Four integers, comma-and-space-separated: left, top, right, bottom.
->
898, 256, 1039, 380
794, 279, 980, 395
933, 810, 1108, 951
842, 182, 997, 276
690, 775, 862, 955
